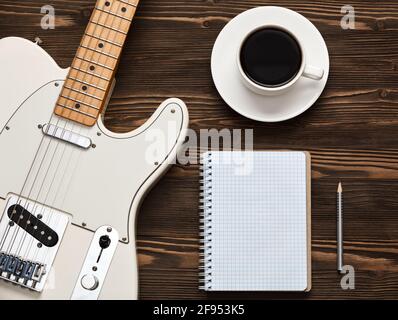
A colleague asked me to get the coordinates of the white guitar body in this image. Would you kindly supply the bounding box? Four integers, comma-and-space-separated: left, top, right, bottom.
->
0, 37, 189, 299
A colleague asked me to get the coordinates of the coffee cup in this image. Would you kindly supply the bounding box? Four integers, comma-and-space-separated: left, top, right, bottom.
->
237, 24, 324, 96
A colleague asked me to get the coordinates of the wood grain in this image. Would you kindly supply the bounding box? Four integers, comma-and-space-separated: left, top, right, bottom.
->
0, 0, 397, 299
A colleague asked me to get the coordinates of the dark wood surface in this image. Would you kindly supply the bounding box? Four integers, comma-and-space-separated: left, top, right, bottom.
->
1, 0, 397, 299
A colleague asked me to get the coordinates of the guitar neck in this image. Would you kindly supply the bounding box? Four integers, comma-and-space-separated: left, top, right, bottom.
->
54, 0, 140, 126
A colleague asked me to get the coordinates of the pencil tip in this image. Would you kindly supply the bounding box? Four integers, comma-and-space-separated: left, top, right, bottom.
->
338, 182, 342, 193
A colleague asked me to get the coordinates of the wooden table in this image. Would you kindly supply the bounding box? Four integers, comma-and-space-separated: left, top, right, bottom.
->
1, 0, 397, 299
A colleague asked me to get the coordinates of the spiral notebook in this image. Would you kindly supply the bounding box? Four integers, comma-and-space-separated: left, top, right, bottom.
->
199, 151, 311, 292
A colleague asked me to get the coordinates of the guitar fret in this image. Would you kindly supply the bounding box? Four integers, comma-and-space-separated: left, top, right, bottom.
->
79, 44, 118, 60
84, 33, 123, 48
57, 103, 97, 119
85, 25, 125, 47
63, 78, 107, 100
69, 67, 108, 89
63, 85, 102, 101
90, 20, 128, 35
75, 56, 114, 71
68, 76, 107, 91
119, 0, 137, 7
60, 94, 101, 111
95, 7, 132, 22
71, 66, 110, 81
55, 0, 140, 126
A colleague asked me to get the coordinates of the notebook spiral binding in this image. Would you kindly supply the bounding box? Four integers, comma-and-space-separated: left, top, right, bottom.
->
199, 152, 213, 290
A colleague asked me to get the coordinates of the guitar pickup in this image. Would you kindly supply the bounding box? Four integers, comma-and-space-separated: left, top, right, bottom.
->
42, 123, 92, 149
0, 195, 69, 292
7, 204, 59, 247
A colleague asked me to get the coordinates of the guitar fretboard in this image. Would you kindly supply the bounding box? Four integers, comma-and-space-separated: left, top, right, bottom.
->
54, 0, 139, 126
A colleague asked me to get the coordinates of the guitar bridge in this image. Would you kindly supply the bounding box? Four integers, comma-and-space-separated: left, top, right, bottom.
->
0, 195, 69, 292
0, 253, 46, 290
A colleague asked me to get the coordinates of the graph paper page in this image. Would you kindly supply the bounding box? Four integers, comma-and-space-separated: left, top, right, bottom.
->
203, 151, 309, 291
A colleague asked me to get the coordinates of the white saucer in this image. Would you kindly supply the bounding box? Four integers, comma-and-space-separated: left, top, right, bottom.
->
211, 6, 330, 122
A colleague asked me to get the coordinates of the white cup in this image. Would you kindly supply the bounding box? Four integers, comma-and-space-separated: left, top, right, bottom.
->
237, 25, 324, 96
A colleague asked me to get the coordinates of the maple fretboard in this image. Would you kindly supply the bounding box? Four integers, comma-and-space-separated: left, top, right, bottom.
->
54, 0, 139, 126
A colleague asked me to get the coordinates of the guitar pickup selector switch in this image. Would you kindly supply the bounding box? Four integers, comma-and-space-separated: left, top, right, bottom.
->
71, 226, 118, 300
99, 235, 111, 249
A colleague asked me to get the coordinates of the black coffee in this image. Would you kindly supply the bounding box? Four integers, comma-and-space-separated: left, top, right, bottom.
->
240, 28, 302, 87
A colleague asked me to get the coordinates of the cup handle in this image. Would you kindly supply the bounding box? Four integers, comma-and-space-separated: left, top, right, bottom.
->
302, 65, 324, 81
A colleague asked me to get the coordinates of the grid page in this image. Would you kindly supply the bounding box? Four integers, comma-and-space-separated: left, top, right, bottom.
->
206, 151, 308, 291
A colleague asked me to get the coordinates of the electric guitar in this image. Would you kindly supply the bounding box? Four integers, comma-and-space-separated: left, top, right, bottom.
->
0, 0, 188, 299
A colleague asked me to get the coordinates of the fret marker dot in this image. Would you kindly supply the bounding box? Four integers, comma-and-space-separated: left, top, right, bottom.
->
82, 85, 87, 91
105, 1, 110, 6
90, 65, 95, 71
121, 7, 127, 12
98, 43, 104, 48
75, 103, 81, 109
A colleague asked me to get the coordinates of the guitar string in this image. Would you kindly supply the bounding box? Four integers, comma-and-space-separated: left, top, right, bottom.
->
37, 0, 130, 266
1, 118, 59, 253
13, 0, 121, 261
32, 0, 127, 266
15, 0, 116, 259
2, 87, 80, 254
15, 0, 129, 269
1, 0, 119, 262
17, 0, 123, 257
16, 120, 81, 258
0, 6, 105, 253
0, 0, 132, 250
1, 0, 112, 256
0, 97, 63, 254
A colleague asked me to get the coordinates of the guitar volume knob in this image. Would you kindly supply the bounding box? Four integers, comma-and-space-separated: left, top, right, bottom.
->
81, 274, 99, 291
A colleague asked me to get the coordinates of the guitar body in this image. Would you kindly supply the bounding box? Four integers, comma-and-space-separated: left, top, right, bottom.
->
0, 37, 189, 299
